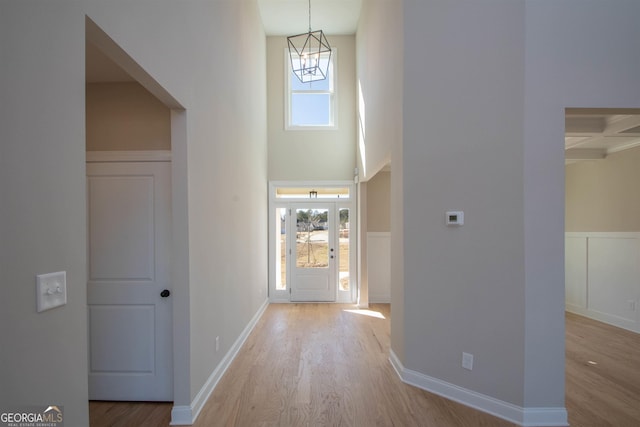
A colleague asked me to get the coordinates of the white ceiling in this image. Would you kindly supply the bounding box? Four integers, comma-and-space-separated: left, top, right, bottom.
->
565, 108, 640, 163
257, 0, 362, 36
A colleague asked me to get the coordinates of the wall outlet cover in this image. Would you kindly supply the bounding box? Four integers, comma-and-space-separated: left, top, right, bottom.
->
462, 352, 474, 370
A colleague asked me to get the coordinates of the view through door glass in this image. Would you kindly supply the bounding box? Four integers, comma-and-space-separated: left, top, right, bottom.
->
296, 208, 329, 269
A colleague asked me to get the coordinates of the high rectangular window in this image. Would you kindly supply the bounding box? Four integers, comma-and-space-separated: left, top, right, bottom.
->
286, 50, 336, 129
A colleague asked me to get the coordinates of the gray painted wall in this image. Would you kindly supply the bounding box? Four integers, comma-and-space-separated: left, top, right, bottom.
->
403, 0, 527, 405
1, 3, 89, 425
1, 1, 268, 425
397, 0, 640, 413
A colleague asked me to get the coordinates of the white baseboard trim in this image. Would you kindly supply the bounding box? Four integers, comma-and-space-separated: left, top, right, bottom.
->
170, 298, 270, 425
389, 350, 568, 427
565, 305, 639, 334
169, 405, 192, 425
369, 293, 390, 303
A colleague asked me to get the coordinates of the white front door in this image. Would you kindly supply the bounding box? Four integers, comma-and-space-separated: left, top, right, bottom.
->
291, 204, 336, 301
87, 161, 173, 401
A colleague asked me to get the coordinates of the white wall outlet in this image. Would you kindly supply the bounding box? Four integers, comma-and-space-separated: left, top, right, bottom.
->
215, 336, 220, 352
36, 271, 67, 312
446, 211, 464, 226
462, 352, 474, 370
628, 300, 637, 311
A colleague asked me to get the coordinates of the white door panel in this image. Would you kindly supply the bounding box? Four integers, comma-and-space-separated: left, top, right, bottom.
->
291, 205, 336, 302
89, 305, 155, 373
89, 175, 155, 280
87, 161, 172, 401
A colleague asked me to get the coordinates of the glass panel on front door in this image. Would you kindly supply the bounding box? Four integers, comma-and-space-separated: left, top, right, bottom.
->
291, 206, 335, 302
296, 208, 329, 269
339, 208, 350, 291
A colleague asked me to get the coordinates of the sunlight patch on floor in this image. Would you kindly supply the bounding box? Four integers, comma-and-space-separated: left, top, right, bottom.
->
343, 309, 386, 319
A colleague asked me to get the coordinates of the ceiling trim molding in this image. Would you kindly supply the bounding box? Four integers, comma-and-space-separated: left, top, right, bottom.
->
564, 148, 606, 160
606, 140, 640, 155
86, 151, 172, 163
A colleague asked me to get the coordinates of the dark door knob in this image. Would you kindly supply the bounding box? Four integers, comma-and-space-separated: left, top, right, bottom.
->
160, 289, 171, 298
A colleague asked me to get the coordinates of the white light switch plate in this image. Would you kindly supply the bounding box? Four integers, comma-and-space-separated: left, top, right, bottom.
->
36, 271, 67, 312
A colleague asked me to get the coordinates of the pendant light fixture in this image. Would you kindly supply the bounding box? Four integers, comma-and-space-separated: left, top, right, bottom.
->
287, 0, 332, 83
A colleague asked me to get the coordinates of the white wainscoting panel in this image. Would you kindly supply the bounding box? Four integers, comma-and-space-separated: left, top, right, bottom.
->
88, 175, 155, 281
565, 236, 587, 312
565, 232, 640, 333
89, 305, 155, 373
367, 232, 390, 303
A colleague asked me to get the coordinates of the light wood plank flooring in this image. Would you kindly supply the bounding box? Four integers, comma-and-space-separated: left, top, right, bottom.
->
89, 401, 172, 426
565, 312, 640, 426
90, 304, 640, 426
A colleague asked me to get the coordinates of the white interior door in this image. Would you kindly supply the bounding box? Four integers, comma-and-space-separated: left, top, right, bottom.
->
291, 204, 336, 301
87, 161, 173, 401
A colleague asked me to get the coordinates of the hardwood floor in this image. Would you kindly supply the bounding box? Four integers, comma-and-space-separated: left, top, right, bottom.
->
565, 312, 640, 426
89, 401, 172, 426
90, 305, 640, 426
189, 303, 513, 427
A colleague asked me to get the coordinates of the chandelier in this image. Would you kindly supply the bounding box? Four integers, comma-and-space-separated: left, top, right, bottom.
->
287, 0, 332, 83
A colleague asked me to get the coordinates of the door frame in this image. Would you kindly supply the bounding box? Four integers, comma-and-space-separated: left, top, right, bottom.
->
268, 181, 357, 303
85, 19, 190, 421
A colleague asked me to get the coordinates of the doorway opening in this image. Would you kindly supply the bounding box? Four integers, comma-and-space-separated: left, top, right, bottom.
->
564, 107, 640, 425
269, 182, 356, 303
85, 16, 187, 415
564, 108, 640, 331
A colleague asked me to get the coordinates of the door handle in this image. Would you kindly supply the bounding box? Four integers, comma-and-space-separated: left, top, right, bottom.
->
160, 289, 171, 298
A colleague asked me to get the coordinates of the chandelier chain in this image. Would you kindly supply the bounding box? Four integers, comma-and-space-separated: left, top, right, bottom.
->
287, 0, 331, 83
